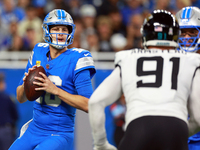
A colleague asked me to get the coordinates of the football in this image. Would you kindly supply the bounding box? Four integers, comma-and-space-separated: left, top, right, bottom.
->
24, 66, 46, 101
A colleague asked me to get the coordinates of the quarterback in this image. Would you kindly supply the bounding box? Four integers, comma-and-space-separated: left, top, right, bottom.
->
89, 10, 200, 150
9, 9, 96, 150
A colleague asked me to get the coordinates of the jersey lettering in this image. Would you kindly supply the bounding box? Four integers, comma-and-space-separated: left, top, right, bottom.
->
38, 43, 49, 47
72, 48, 84, 53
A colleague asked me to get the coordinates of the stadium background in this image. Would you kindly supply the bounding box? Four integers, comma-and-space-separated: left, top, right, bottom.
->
0, 0, 200, 149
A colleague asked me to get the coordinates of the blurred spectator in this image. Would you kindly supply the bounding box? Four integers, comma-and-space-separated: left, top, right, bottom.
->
141, 0, 154, 13
0, 17, 9, 51
16, 0, 31, 10
73, 19, 84, 38
110, 33, 127, 52
96, 16, 113, 52
45, 0, 70, 16
32, 0, 47, 20
32, 0, 47, 8
4, 21, 24, 51
0, 0, 193, 53
8, 35, 24, 51
191, 0, 200, 7
108, 7, 126, 36
86, 29, 100, 52
18, 4, 43, 49
0, 0, 25, 32
67, 18, 83, 49
154, 0, 174, 13
0, 73, 18, 150
80, 4, 96, 29
69, 35, 81, 48
67, 0, 81, 19
110, 94, 126, 147
96, 0, 123, 16
121, 0, 143, 26
79, 4, 97, 50
21, 28, 38, 51
173, 0, 191, 14
126, 14, 143, 49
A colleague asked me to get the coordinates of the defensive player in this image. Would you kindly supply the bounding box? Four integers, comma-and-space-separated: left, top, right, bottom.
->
9, 9, 96, 150
89, 10, 200, 150
176, 6, 200, 150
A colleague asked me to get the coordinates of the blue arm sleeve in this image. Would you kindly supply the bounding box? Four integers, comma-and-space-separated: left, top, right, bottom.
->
74, 69, 94, 99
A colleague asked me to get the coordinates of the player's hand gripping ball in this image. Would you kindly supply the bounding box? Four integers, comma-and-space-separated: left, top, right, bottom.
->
24, 66, 46, 101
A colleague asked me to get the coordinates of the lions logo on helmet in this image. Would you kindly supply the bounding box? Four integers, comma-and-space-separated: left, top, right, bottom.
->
176, 6, 200, 52
141, 10, 180, 49
42, 9, 76, 49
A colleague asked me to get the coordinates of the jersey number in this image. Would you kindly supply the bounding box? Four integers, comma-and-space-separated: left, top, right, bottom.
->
36, 75, 62, 107
137, 56, 179, 90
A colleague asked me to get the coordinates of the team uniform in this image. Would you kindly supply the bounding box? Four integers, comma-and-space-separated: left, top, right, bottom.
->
9, 43, 95, 150
176, 6, 200, 150
89, 49, 200, 150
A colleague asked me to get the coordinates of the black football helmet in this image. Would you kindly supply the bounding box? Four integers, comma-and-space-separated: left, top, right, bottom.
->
141, 10, 180, 49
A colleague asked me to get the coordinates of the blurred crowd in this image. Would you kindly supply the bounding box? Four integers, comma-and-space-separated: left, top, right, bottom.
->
0, 0, 199, 52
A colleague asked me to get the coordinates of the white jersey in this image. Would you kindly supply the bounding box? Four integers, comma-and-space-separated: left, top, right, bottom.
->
89, 48, 200, 147
115, 49, 200, 129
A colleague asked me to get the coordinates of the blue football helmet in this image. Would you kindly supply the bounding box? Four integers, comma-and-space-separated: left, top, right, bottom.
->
42, 9, 76, 49
176, 6, 200, 52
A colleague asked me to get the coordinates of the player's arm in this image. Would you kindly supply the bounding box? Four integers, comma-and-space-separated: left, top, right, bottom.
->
16, 84, 27, 103
188, 68, 200, 136
34, 69, 93, 113
57, 89, 89, 112
89, 66, 122, 150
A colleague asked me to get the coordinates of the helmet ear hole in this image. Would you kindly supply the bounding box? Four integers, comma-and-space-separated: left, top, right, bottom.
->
67, 25, 73, 34
49, 25, 54, 32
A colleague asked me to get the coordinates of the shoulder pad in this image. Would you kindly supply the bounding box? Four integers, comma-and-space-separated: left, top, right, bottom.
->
71, 48, 89, 54
114, 50, 132, 67
75, 51, 94, 71
33, 43, 49, 53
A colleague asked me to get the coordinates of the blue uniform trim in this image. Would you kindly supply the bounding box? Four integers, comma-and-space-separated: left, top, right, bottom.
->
182, 7, 192, 19
182, 8, 186, 19
75, 69, 93, 98
61, 10, 65, 19
57, 10, 61, 19
187, 7, 192, 19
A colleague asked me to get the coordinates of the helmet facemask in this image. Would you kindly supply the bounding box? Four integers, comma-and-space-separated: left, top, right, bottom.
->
178, 27, 200, 52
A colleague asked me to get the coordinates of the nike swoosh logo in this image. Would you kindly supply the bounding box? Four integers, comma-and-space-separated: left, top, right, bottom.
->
84, 53, 89, 57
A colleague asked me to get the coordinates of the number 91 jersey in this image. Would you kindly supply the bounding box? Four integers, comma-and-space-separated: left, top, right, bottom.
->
20, 43, 95, 133
115, 49, 200, 129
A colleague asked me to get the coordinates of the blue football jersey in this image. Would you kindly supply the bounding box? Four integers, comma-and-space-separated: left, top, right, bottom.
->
189, 132, 200, 142
188, 132, 200, 150
19, 43, 96, 134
